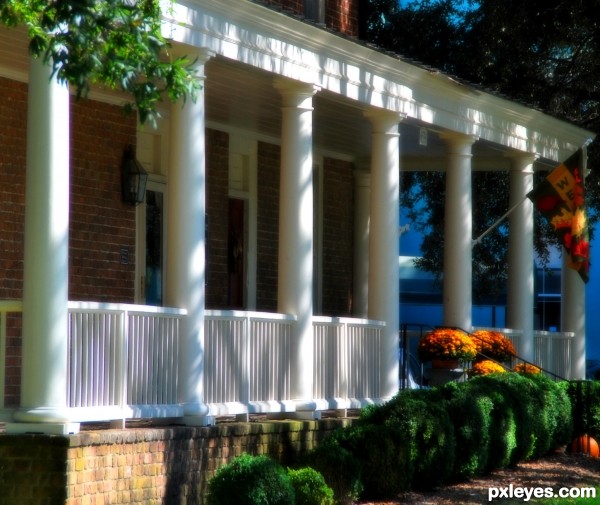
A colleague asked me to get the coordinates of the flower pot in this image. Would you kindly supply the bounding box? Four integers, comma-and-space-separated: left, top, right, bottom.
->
428, 360, 466, 386
431, 358, 461, 370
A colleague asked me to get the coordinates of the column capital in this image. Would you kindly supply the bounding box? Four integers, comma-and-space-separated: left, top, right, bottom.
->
440, 131, 478, 154
170, 46, 214, 81
504, 151, 538, 173
364, 108, 405, 133
274, 78, 320, 106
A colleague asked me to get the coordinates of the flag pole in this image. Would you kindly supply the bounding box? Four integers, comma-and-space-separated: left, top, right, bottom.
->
472, 195, 529, 248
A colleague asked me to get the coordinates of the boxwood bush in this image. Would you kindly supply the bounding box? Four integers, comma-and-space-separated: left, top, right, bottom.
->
287, 467, 334, 505
306, 374, 575, 503
441, 380, 494, 479
206, 453, 295, 505
560, 380, 600, 441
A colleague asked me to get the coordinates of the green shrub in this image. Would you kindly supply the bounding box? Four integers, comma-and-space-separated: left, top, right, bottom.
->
307, 430, 363, 505
453, 374, 572, 470
460, 374, 533, 468
527, 374, 572, 453
356, 388, 455, 494
561, 380, 599, 440
206, 453, 295, 505
306, 375, 574, 503
287, 467, 334, 505
442, 380, 494, 479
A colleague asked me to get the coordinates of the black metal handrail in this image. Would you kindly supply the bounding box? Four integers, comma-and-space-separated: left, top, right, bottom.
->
399, 323, 567, 390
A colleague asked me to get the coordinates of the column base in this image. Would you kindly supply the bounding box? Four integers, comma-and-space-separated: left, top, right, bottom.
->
13, 405, 73, 424
182, 401, 211, 418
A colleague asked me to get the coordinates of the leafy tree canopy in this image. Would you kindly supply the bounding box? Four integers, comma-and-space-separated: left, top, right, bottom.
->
0, 0, 199, 124
365, 0, 600, 298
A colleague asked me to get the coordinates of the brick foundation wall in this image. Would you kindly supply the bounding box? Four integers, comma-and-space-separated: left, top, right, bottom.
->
0, 419, 354, 505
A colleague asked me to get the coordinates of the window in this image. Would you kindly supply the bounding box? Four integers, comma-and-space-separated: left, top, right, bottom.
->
304, 0, 325, 24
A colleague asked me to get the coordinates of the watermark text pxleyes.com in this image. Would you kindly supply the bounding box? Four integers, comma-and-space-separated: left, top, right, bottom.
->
488, 484, 596, 502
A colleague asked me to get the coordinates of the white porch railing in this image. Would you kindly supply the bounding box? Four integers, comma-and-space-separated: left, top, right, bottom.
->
203, 310, 296, 416
313, 316, 384, 409
0, 300, 579, 423
67, 302, 187, 421
475, 327, 574, 379
534, 330, 574, 379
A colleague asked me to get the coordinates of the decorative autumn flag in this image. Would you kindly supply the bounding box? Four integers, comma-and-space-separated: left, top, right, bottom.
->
527, 148, 590, 283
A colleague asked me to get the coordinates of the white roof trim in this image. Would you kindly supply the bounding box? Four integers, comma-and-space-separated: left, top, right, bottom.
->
164, 0, 593, 161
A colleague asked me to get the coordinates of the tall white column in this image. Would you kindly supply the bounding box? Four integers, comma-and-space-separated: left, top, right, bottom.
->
14, 57, 71, 426
441, 133, 476, 330
507, 155, 536, 361
166, 49, 213, 419
353, 170, 370, 318
274, 79, 320, 405
365, 110, 402, 400
562, 253, 586, 379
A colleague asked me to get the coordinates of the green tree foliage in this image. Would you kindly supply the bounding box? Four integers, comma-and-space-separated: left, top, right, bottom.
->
364, 0, 600, 292
0, 0, 200, 124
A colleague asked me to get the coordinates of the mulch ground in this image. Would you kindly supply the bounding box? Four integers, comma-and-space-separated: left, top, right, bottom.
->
359, 450, 600, 504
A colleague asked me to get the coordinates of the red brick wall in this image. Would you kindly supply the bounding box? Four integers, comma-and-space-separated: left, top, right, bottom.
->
205, 128, 230, 309
0, 78, 138, 305
322, 157, 354, 316
265, 0, 359, 36
0, 77, 27, 300
69, 99, 137, 302
268, 0, 303, 15
256, 142, 281, 312
325, 0, 359, 37
0, 78, 27, 407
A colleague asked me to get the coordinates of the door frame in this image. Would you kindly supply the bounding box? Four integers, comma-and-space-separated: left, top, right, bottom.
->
135, 177, 167, 305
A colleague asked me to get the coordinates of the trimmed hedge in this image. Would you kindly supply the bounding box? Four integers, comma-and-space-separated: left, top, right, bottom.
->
206, 454, 335, 505
307, 375, 576, 504
561, 380, 600, 441
206, 453, 295, 505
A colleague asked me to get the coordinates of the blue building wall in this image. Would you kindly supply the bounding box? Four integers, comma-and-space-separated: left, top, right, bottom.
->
399, 210, 600, 364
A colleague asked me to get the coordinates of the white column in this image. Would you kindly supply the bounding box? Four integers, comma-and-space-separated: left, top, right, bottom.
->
274, 79, 320, 405
562, 253, 586, 379
14, 57, 71, 426
365, 109, 402, 400
506, 154, 536, 362
165, 50, 213, 419
441, 133, 477, 330
353, 170, 370, 318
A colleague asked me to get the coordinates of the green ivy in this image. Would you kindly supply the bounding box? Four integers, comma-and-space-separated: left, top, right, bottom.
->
0, 0, 200, 125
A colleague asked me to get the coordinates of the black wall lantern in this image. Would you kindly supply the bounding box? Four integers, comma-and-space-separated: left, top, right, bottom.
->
121, 144, 149, 206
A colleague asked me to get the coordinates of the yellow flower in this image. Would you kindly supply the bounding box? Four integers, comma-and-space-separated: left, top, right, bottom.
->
469, 359, 506, 377
471, 330, 516, 361
418, 328, 478, 362
514, 363, 541, 375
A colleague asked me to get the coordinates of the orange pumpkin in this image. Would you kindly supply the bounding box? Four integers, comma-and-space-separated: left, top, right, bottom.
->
571, 434, 600, 458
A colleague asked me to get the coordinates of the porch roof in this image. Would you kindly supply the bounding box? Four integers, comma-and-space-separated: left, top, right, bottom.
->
164, 0, 594, 168
0, 2, 594, 169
